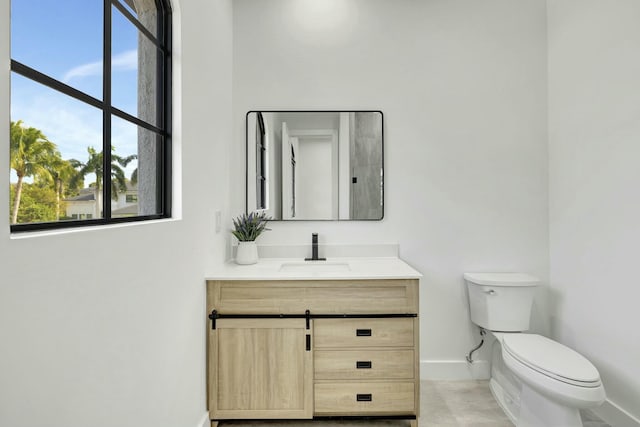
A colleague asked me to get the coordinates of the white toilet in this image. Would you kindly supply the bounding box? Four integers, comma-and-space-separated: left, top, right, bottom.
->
464, 272, 605, 427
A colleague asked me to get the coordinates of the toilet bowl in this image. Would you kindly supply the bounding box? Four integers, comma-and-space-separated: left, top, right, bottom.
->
502, 333, 605, 426
464, 273, 606, 427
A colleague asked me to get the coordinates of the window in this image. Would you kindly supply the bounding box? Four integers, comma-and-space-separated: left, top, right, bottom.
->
9, 0, 172, 232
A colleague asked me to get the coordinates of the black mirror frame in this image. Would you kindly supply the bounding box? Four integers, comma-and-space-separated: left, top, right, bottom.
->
245, 110, 384, 221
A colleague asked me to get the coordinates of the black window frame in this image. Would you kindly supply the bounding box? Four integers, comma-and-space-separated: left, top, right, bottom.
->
9, 0, 172, 233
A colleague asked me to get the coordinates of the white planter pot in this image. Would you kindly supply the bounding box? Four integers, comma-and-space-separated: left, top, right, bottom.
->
235, 241, 258, 265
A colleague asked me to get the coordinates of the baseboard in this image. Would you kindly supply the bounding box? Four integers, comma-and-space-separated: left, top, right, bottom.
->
421, 359, 490, 380
594, 399, 640, 427
197, 412, 209, 427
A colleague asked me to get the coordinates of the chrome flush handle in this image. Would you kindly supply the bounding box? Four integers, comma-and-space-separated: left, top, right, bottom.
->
484, 289, 496, 295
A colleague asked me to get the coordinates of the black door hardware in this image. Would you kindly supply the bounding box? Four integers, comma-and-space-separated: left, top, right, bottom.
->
208, 310, 218, 330
208, 311, 416, 330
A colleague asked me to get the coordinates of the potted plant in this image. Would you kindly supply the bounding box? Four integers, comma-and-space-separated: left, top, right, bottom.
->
232, 211, 271, 265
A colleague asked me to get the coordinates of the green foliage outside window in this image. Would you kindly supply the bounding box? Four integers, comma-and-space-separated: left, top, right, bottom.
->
9, 120, 137, 226
9, 183, 60, 224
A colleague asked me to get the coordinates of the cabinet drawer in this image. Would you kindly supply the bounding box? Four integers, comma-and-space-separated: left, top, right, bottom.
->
315, 350, 414, 380
314, 382, 415, 415
314, 318, 414, 348
208, 279, 419, 314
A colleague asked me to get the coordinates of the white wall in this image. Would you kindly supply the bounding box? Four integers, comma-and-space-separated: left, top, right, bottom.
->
548, 1, 640, 424
0, 1, 233, 427
233, 0, 549, 376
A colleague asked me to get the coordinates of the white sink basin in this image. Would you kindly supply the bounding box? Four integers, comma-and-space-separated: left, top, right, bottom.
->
279, 261, 351, 273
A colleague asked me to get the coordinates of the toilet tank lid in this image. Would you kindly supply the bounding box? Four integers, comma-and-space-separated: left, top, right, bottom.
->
464, 272, 540, 287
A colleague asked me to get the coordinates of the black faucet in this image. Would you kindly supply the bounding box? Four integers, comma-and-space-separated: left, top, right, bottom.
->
305, 233, 326, 261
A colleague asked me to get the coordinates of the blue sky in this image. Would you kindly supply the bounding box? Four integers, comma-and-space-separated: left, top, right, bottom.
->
10, 0, 144, 183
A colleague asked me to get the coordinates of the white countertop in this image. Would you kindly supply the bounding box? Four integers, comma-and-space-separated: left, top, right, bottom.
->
205, 257, 422, 281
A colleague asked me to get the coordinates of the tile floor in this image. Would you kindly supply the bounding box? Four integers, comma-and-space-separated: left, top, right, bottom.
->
218, 380, 610, 427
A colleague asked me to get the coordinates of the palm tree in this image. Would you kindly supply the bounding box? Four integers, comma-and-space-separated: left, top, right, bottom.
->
70, 147, 137, 217
42, 155, 80, 220
10, 121, 57, 224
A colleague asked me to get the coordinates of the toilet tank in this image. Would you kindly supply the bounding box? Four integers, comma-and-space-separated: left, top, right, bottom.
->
464, 273, 539, 332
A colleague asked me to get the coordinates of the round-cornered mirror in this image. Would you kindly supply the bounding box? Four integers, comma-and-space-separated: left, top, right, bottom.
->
246, 111, 383, 221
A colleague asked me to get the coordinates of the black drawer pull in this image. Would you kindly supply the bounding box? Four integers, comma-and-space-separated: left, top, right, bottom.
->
356, 360, 372, 369
356, 329, 372, 337
356, 393, 372, 402
306, 334, 311, 351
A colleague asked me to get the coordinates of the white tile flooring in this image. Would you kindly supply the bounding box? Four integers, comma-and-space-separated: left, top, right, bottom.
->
218, 380, 610, 427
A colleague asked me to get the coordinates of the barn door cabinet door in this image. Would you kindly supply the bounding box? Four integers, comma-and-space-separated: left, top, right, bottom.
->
208, 318, 313, 421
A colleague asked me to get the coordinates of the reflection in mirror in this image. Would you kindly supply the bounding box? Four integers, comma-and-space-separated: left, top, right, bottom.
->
246, 111, 383, 220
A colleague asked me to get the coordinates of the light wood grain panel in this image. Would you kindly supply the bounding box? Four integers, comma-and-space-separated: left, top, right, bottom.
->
314, 318, 414, 348
414, 316, 420, 417
314, 382, 415, 415
315, 349, 414, 379
207, 279, 419, 314
212, 318, 312, 419
207, 315, 216, 418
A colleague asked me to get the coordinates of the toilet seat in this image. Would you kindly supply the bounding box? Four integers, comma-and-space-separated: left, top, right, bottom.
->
502, 334, 601, 388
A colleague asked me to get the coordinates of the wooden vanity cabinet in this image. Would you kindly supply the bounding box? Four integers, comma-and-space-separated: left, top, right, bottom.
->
206, 279, 420, 427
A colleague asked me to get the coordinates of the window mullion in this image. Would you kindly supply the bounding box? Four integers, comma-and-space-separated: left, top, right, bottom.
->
10, 60, 104, 110
111, 0, 164, 52
162, 7, 172, 218
103, 0, 112, 220
155, 13, 165, 216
